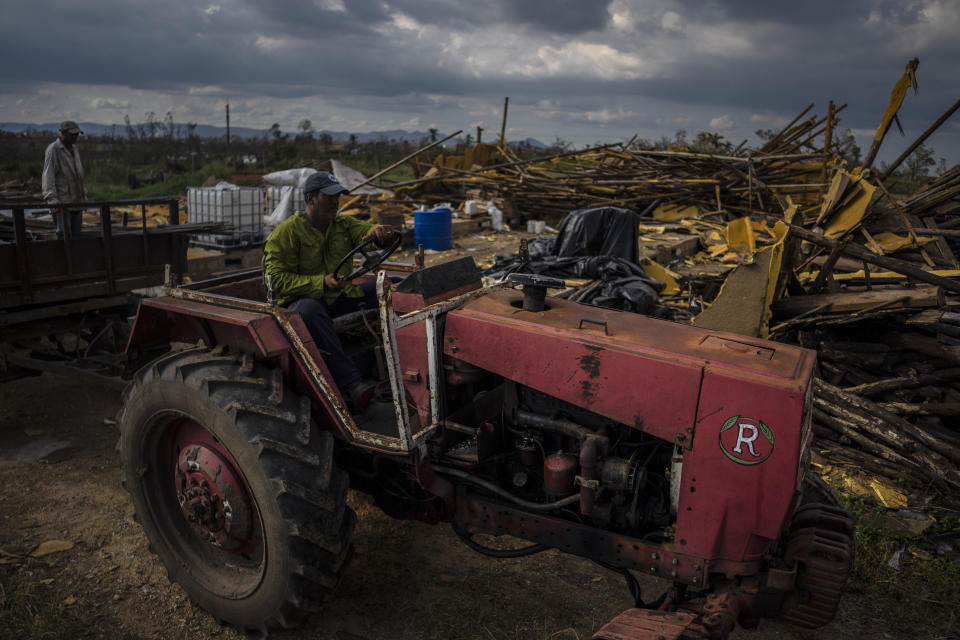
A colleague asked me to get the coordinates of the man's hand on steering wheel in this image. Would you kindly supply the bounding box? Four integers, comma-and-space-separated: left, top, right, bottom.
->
323, 272, 347, 291
363, 225, 398, 247
332, 230, 403, 282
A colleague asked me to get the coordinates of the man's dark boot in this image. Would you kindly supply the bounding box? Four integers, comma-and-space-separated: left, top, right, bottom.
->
344, 379, 378, 414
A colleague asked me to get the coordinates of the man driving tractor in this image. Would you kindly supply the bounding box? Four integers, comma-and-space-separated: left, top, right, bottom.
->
263, 171, 398, 413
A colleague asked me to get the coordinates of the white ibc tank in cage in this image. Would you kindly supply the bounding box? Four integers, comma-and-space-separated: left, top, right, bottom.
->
265, 185, 306, 226
187, 186, 264, 249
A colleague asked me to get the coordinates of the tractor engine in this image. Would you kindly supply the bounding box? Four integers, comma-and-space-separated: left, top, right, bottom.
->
440, 381, 676, 537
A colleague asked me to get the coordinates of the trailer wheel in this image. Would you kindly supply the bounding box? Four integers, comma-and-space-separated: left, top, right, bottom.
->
119, 347, 354, 633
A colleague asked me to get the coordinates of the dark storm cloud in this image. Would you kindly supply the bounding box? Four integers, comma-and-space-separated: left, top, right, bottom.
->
674, 0, 864, 24
0, 0, 957, 156
0, 0, 446, 95
377, 0, 612, 33
673, 0, 921, 26
237, 0, 388, 38
615, 1, 958, 133
503, 0, 612, 33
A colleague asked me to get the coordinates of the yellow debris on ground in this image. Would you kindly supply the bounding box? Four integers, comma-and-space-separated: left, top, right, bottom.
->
822, 170, 876, 239
108, 204, 188, 226
31, 539, 75, 557
652, 203, 699, 221
725, 217, 756, 262
641, 259, 681, 295
814, 459, 908, 509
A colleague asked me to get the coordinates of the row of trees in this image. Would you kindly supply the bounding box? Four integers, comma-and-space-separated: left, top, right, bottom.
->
1, 114, 950, 196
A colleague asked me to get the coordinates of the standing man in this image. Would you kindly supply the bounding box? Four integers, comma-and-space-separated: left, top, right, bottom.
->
42, 120, 87, 238
263, 171, 398, 413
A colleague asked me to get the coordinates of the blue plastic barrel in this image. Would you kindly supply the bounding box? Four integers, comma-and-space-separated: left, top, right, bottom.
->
413, 207, 452, 250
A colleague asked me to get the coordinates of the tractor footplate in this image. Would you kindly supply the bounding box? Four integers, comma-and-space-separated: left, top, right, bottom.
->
780, 503, 854, 628
593, 609, 701, 640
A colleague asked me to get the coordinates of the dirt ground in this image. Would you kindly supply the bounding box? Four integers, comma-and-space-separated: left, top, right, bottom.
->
0, 371, 918, 640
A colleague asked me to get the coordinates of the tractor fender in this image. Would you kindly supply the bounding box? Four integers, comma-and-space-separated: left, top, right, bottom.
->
126, 295, 361, 446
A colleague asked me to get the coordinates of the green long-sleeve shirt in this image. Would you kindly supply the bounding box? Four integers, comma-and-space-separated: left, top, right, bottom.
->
263, 211, 375, 306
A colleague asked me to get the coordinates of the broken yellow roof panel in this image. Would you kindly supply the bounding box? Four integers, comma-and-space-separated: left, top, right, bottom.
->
653, 203, 699, 221
725, 217, 756, 258
642, 259, 681, 296
870, 231, 938, 252
823, 173, 876, 239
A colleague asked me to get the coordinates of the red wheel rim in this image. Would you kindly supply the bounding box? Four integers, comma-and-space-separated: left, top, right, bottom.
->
172, 420, 261, 555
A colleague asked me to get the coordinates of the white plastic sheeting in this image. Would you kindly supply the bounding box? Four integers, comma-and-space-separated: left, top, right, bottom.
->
262, 163, 393, 228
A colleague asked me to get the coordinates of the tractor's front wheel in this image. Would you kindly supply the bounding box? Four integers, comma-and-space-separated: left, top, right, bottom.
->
119, 347, 354, 633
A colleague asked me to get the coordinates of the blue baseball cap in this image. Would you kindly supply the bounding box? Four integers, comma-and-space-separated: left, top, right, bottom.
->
303, 171, 349, 196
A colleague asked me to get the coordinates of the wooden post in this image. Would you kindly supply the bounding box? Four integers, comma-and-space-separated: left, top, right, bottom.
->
880, 97, 960, 181
100, 204, 116, 294
787, 223, 960, 294
808, 235, 851, 294
341, 130, 462, 201
873, 176, 935, 266
499, 97, 509, 148
12, 208, 31, 303
863, 58, 919, 170
141, 203, 150, 267
820, 100, 836, 199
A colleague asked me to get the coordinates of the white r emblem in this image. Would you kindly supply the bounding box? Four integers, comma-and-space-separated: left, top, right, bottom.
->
732, 423, 762, 457
719, 415, 776, 466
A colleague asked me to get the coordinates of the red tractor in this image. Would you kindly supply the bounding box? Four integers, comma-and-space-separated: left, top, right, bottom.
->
119, 243, 853, 639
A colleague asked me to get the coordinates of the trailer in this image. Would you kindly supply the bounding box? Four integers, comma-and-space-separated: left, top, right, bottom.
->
0, 198, 215, 385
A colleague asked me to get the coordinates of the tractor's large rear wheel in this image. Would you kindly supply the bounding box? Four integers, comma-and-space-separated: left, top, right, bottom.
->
119, 347, 354, 633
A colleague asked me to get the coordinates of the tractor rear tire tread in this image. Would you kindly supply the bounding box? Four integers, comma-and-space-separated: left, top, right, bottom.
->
119, 346, 353, 632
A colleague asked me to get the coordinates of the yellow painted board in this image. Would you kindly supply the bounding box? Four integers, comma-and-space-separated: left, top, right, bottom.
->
873, 60, 918, 143
871, 232, 937, 252
641, 259, 681, 295
725, 217, 755, 257
823, 172, 876, 239
653, 203, 699, 221
798, 268, 960, 284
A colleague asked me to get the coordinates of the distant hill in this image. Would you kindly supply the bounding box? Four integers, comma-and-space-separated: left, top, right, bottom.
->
511, 137, 548, 150
0, 121, 546, 148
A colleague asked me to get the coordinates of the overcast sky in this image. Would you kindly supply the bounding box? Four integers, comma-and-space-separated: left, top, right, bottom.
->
1, 0, 958, 164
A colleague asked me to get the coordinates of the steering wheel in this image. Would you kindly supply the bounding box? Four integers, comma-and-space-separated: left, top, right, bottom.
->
333, 233, 403, 281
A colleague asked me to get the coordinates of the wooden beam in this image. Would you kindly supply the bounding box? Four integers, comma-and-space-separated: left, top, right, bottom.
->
772, 285, 940, 316
786, 223, 960, 294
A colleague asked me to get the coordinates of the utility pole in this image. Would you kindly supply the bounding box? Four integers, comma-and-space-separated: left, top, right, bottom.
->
476, 125, 483, 145
499, 96, 509, 147
225, 103, 231, 149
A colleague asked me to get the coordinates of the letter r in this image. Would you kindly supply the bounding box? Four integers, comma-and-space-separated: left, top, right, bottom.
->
733, 423, 761, 457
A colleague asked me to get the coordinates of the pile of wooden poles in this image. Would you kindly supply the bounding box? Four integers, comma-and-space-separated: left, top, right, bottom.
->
373, 103, 835, 224
811, 350, 960, 507
491, 144, 826, 222
764, 97, 960, 508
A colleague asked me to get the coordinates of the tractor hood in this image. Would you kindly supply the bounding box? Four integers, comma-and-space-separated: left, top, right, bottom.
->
443, 288, 813, 447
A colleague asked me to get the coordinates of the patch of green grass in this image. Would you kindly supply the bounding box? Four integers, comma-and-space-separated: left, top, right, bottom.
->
87, 161, 236, 201
929, 507, 960, 533
844, 498, 960, 636
0, 569, 97, 640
